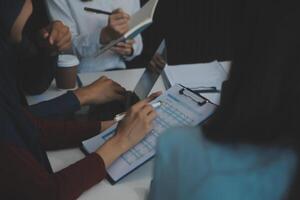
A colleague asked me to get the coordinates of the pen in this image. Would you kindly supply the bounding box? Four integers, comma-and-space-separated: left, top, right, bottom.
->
114, 101, 162, 122
193, 89, 220, 94
84, 7, 112, 15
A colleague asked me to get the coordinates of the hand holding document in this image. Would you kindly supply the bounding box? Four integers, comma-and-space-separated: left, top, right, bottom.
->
97, 0, 159, 55
82, 84, 217, 183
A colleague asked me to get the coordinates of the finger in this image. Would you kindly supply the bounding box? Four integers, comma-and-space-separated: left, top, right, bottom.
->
115, 42, 127, 47
149, 61, 156, 70
40, 29, 49, 39
111, 47, 131, 56
141, 104, 155, 115
111, 18, 129, 26
115, 44, 132, 51
113, 85, 127, 95
154, 56, 166, 68
145, 92, 162, 103
111, 13, 130, 21
56, 29, 71, 47
112, 8, 124, 14
147, 111, 157, 122
49, 29, 59, 45
56, 34, 72, 51
132, 99, 150, 111
125, 39, 135, 45
156, 55, 166, 64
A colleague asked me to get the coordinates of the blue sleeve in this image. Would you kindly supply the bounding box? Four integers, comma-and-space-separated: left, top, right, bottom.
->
28, 92, 80, 119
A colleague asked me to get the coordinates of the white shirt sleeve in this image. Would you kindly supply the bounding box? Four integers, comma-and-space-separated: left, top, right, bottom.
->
124, 0, 143, 61
45, 0, 103, 58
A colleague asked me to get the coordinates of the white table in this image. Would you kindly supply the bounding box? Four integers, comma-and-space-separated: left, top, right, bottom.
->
27, 68, 166, 200
26, 62, 230, 200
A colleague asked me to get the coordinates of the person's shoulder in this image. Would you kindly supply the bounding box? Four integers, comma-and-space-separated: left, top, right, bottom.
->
156, 127, 211, 160
158, 127, 205, 148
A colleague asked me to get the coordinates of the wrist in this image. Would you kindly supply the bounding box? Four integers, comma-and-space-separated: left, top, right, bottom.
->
96, 136, 126, 168
73, 87, 90, 106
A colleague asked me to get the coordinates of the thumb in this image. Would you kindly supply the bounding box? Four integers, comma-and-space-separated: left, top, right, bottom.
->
146, 91, 162, 102
40, 28, 49, 39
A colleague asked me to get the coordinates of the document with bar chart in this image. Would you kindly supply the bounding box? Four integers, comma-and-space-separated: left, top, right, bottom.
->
82, 84, 217, 184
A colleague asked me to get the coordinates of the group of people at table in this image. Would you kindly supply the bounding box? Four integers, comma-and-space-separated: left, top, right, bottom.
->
1, 0, 300, 199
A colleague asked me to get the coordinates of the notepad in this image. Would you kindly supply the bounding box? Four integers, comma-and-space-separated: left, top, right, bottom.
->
162, 61, 228, 104
98, 0, 159, 55
82, 84, 217, 184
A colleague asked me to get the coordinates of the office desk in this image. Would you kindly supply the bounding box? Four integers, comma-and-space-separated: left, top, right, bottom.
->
26, 62, 230, 200
27, 68, 166, 200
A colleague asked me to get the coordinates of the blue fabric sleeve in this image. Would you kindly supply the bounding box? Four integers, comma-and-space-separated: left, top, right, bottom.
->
28, 91, 80, 119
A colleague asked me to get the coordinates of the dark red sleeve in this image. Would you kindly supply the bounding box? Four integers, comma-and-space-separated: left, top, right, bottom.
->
0, 143, 107, 200
24, 110, 101, 150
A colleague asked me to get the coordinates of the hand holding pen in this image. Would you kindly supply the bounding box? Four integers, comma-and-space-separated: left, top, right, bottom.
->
114, 92, 162, 122
99, 8, 130, 44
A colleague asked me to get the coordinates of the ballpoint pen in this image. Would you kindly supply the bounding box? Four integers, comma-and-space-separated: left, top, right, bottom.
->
84, 7, 112, 15
114, 101, 162, 122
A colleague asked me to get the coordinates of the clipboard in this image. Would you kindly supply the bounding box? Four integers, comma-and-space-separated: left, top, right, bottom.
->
82, 84, 217, 184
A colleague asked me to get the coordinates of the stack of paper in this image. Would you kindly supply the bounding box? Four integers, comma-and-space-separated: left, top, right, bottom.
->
162, 61, 229, 104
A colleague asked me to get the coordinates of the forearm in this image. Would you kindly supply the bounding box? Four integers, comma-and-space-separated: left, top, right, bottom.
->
28, 92, 81, 119
0, 143, 106, 200
24, 110, 101, 150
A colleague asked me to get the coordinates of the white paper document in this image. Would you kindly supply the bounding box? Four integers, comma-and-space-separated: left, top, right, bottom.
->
163, 61, 228, 104
82, 85, 217, 183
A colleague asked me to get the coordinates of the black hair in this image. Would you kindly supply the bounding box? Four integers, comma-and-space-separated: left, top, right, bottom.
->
203, 1, 300, 199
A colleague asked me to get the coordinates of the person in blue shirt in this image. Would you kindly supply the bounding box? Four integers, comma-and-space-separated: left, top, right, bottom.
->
149, 0, 300, 199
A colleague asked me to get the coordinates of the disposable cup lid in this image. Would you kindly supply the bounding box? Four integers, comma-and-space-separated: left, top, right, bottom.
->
58, 55, 80, 67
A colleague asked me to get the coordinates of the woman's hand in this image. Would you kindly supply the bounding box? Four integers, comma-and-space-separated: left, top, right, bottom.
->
148, 53, 166, 74
96, 96, 159, 167
39, 21, 72, 55
100, 9, 130, 44
74, 76, 126, 106
111, 40, 135, 57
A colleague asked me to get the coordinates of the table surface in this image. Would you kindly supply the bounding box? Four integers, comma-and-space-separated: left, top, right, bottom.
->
26, 62, 230, 200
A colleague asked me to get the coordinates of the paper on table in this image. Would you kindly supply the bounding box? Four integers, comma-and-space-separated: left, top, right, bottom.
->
82, 84, 217, 183
163, 61, 228, 104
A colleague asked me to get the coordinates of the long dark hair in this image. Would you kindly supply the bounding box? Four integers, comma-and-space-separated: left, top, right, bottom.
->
203, 1, 300, 199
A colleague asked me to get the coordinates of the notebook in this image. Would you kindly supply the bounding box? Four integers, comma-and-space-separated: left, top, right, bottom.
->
82, 84, 217, 184
98, 0, 159, 55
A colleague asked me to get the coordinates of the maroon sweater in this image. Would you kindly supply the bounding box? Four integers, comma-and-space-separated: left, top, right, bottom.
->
0, 113, 107, 200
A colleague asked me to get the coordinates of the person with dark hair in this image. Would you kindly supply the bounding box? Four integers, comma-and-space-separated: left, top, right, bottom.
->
149, 1, 300, 199
2, 0, 136, 119
0, 0, 158, 199
16, 0, 71, 95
